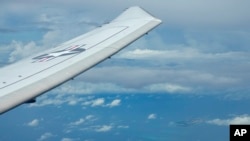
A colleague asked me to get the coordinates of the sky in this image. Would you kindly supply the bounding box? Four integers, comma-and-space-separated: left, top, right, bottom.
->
0, 0, 250, 141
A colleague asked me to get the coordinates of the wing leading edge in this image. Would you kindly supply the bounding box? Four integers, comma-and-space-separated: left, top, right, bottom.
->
0, 6, 162, 114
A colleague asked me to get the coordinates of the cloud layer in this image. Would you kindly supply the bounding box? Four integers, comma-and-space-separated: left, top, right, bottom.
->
0, 0, 250, 98
207, 115, 250, 126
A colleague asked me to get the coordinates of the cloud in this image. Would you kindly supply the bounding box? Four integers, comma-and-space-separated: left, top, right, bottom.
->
72, 0, 247, 29
68, 99, 78, 106
29, 94, 90, 107
91, 98, 105, 107
9, 0, 248, 29
69, 118, 85, 126
30, 90, 122, 108
52, 82, 135, 95
79, 63, 245, 95
27, 119, 39, 127
67, 115, 96, 129
81, 124, 129, 133
146, 83, 192, 93
119, 49, 164, 59
118, 48, 250, 61
107, 99, 121, 107
95, 125, 113, 132
85, 115, 95, 120
61, 138, 74, 141
169, 116, 250, 127
7, 41, 41, 63
207, 115, 250, 126
29, 96, 66, 107
43, 0, 250, 29
37, 132, 55, 141
148, 114, 157, 120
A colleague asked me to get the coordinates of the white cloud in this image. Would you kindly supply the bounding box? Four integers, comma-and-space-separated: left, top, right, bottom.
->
207, 115, 250, 126
85, 115, 95, 120
107, 99, 121, 107
120, 49, 163, 59
68, 100, 78, 106
29, 98, 65, 107
61, 138, 74, 141
146, 83, 192, 93
82, 124, 129, 132
95, 125, 113, 132
119, 48, 250, 61
67, 115, 96, 128
27, 119, 39, 127
8, 41, 41, 63
80, 65, 242, 95
91, 98, 105, 107
83, 97, 121, 108
53, 82, 135, 95
148, 114, 157, 120
29, 94, 88, 107
37, 132, 55, 141
30, 89, 122, 108
69, 118, 85, 126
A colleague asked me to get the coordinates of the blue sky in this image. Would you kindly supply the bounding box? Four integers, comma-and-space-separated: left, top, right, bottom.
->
1, 0, 250, 141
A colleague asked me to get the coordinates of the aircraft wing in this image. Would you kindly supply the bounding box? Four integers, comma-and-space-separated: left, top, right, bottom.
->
0, 6, 162, 114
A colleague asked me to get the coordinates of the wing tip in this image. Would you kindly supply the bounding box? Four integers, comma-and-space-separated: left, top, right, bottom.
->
114, 6, 162, 22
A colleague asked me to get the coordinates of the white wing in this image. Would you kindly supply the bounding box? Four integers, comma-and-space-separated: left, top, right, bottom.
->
0, 6, 161, 114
